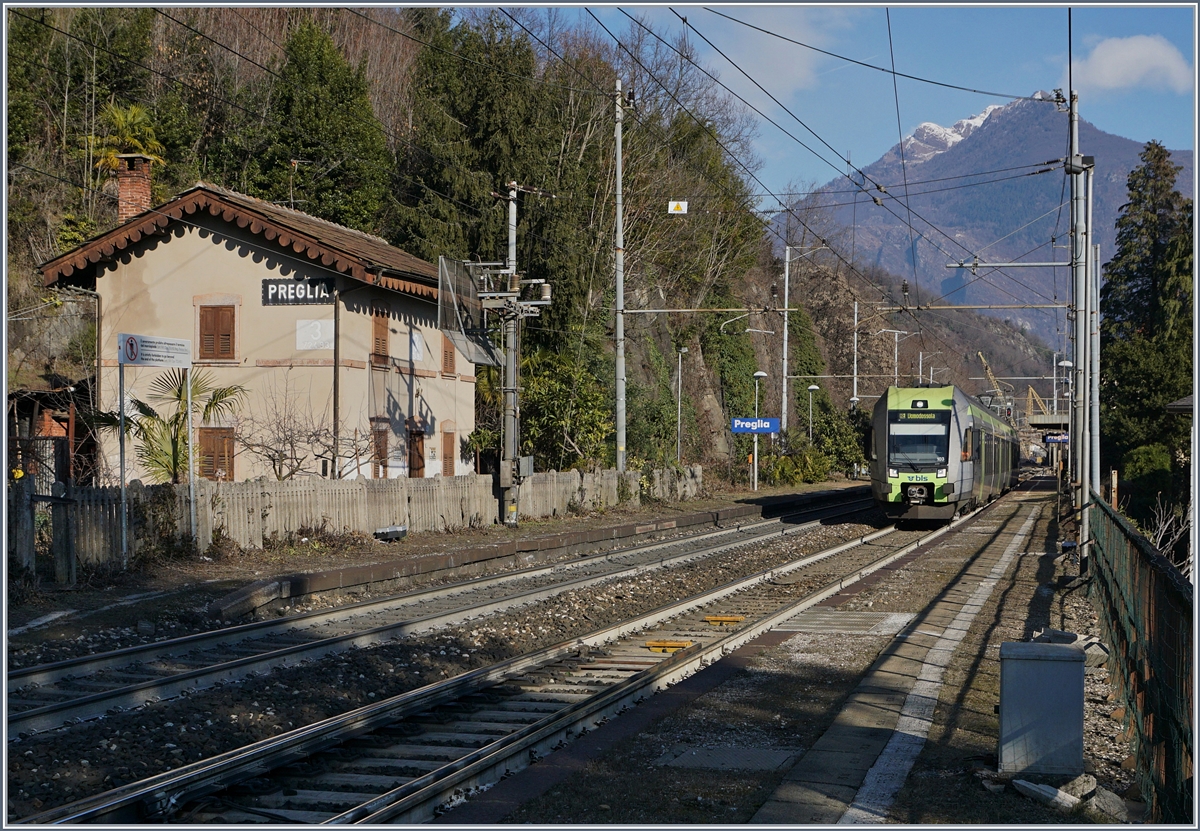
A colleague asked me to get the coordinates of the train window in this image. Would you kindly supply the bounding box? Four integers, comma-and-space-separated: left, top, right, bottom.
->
886, 410, 950, 466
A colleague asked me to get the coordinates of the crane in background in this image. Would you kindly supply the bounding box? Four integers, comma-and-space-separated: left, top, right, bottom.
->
978, 352, 1017, 427
1026, 385, 1050, 417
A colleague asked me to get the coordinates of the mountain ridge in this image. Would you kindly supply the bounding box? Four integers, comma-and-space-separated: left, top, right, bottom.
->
786, 93, 1193, 345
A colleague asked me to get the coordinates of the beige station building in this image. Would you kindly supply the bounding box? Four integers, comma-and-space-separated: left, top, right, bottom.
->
40, 155, 478, 483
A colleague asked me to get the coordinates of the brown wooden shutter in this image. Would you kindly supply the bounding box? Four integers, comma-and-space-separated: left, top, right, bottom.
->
442, 431, 455, 477
199, 306, 235, 360
372, 307, 389, 365
442, 334, 456, 375
198, 427, 235, 481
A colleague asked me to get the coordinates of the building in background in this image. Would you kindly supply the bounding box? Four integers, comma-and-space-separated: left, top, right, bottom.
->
39, 155, 476, 483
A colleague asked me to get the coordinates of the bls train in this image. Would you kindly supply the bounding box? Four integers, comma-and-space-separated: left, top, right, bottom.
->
868, 385, 1019, 521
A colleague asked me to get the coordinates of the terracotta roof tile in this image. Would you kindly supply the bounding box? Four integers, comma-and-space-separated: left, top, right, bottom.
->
39, 183, 437, 300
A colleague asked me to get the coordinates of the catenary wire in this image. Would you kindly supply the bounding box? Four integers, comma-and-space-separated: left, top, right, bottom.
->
665, 10, 1062, 307
704, 7, 1059, 104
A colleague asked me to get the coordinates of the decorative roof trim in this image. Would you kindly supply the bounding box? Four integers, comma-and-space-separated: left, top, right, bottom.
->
39, 186, 437, 302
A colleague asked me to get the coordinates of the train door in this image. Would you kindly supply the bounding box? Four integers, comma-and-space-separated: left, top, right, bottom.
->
956, 418, 973, 509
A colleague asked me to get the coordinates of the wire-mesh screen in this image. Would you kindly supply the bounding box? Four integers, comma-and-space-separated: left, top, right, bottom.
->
1089, 496, 1193, 824
438, 257, 502, 366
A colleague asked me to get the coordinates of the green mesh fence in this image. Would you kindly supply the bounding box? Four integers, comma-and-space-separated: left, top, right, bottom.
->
1089, 495, 1193, 823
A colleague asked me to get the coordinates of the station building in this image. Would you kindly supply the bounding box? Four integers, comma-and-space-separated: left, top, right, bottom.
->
39, 155, 476, 483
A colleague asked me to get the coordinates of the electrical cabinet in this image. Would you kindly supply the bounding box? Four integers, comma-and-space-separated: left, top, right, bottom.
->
998, 641, 1085, 775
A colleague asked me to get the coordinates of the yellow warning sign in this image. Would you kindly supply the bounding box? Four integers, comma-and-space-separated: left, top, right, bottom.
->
668, 201, 688, 214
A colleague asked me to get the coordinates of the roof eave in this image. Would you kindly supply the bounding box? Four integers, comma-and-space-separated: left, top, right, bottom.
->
39, 186, 439, 301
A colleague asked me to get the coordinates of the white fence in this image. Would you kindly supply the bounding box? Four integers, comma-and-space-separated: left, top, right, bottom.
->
9, 466, 703, 570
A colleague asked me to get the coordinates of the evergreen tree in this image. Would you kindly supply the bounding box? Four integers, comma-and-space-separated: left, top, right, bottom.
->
1100, 141, 1188, 339
1099, 141, 1193, 528
256, 21, 391, 233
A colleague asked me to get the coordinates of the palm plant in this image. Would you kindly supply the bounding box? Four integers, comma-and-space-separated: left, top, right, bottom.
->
87, 103, 167, 172
92, 369, 245, 484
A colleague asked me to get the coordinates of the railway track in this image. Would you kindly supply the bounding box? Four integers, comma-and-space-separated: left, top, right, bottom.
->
8, 494, 875, 740
18, 508, 978, 825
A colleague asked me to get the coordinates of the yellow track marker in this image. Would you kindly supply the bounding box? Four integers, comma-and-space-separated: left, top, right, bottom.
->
645, 640, 692, 653
704, 615, 745, 626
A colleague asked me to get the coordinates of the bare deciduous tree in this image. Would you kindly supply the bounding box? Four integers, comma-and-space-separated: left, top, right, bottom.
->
1146, 492, 1192, 576
235, 372, 332, 480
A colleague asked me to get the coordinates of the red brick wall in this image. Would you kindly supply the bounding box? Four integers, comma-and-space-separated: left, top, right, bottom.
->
117, 155, 153, 222
37, 409, 67, 438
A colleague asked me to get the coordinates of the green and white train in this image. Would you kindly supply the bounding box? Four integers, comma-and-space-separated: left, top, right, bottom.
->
868, 385, 1019, 521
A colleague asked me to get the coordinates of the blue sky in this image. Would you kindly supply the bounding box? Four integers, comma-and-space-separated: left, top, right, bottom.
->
572, 5, 1196, 204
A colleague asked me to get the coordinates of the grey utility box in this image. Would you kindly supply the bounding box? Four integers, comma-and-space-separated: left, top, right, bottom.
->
998, 641, 1084, 775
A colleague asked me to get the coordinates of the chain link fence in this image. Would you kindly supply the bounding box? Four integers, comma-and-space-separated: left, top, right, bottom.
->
1089, 495, 1192, 823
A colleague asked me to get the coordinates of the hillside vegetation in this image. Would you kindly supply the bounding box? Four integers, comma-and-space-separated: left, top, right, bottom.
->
7, 7, 1054, 484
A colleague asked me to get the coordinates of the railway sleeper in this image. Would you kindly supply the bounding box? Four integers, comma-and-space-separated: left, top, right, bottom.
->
280, 772, 413, 790
252, 787, 384, 809
343, 744, 473, 762
347, 757, 461, 774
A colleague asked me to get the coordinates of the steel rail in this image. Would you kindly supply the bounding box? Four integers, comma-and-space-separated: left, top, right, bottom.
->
11, 491, 867, 689
20, 501, 989, 825
8, 496, 874, 739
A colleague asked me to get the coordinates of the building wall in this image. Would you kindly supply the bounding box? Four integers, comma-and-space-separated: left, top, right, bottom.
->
95, 214, 474, 483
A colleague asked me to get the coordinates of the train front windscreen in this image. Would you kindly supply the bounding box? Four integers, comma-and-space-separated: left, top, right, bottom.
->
887, 410, 951, 470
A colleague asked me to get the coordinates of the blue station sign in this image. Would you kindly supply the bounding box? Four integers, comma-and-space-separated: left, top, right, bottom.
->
731, 417, 780, 434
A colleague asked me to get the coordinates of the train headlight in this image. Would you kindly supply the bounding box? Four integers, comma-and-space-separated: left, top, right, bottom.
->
937, 467, 947, 478
888, 468, 898, 478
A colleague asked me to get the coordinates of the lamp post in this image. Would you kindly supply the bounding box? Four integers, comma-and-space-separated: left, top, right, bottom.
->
676, 346, 688, 465
1052, 352, 1062, 415
918, 351, 941, 385
753, 370, 767, 491
1058, 360, 1073, 411
807, 383, 819, 442
875, 329, 913, 386
1058, 359, 1073, 485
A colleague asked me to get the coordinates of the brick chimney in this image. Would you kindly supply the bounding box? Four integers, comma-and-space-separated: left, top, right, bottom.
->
116, 154, 154, 222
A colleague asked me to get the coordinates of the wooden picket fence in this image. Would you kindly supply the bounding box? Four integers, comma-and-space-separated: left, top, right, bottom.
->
7, 466, 703, 574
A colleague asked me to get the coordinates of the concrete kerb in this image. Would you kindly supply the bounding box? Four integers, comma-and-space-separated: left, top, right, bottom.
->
207, 486, 869, 620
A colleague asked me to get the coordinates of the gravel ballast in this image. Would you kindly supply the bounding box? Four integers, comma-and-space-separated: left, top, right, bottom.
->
7, 518, 881, 821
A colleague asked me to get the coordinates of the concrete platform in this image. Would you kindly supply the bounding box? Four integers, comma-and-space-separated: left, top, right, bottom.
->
752, 494, 1048, 823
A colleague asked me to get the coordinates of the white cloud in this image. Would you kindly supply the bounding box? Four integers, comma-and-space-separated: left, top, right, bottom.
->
1069, 35, 1193, 94
684, 7, 863, 112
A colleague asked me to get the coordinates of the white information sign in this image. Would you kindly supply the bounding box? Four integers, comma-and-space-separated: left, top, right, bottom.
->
297, 319, 334, 350
118, 333, 191, 366
410, 330, 425, 361
668, 201, 688, 214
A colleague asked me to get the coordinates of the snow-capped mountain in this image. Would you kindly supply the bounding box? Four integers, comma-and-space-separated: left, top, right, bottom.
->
899, 105, 1004, 163
781, 92, 1192, 345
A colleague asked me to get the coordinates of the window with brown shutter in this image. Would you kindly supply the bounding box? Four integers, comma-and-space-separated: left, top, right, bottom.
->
199, 306, 235, 360
372, 307, 389, 366
442, 431, 455, 477
197, 427, 235, 481
442, 333, 456, 375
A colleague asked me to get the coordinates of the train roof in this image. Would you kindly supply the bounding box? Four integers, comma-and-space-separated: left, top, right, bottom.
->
876, 385, 1015, 434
